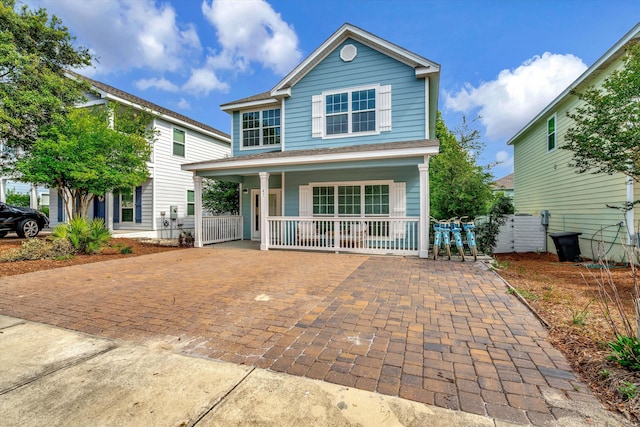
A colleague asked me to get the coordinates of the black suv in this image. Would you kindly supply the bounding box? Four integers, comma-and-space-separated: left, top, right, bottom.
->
0, 202, 49, 238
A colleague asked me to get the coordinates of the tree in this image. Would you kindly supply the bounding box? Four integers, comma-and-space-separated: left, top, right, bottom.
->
202, 179, 239, 215
430, 113, 494, 219
476, 192, 515, 254
563, 43, 640, 182
0, 0, 92, 148
12, 105, 155, 219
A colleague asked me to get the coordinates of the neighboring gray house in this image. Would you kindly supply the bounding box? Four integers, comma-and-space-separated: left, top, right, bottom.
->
493, 173, 514, 198
48, 75, 231, 238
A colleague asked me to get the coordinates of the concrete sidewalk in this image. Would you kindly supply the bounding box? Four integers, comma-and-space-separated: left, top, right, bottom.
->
1, 315, 514, 427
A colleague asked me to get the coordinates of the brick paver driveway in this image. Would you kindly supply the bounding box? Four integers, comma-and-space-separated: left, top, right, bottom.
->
0, 244, 609, 425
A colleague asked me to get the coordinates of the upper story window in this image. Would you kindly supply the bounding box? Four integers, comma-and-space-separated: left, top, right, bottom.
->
313, 85, 391, 139
547, 114, 556, 152
241, 108, 281, 148
173, 128, 185, 157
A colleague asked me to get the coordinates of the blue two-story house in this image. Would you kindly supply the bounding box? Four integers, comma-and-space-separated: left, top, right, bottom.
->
183, 23, 440, 257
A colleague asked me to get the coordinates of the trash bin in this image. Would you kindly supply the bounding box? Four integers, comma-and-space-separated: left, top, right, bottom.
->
549, 232, 582, 262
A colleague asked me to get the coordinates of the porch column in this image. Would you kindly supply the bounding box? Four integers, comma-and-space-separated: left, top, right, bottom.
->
193, 175, 203, 248
418, 162, 430, 258
259, 172, 270, 251
0, 178, 5, 203
30, 184, 37, 209
105, 192, 114, 231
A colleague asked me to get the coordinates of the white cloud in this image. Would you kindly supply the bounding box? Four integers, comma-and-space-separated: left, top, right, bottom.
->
32, 0, 201, 73
135, 77, 179, 92
495, 150, 514, 172
201, 0, 302, 75
182, 68, 230, 95
446, 53, 587, 141
177, 98, 191, 109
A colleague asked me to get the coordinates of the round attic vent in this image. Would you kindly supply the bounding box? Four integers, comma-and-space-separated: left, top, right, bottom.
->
340, 44, 357, 62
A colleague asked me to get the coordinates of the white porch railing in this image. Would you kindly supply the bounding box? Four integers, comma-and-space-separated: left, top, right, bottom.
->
202, 215, 243, 245
267, 217, 420, 255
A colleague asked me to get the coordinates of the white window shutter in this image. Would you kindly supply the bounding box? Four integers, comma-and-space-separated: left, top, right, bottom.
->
379, 85, 392, 132
390, 182, 406, 238
299, 185, 312, 217
312, 95, 324, 138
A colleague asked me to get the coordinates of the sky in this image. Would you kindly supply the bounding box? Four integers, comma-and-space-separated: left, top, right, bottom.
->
23, 0, 640, 179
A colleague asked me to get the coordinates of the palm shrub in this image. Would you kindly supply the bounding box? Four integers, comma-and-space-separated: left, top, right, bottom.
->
52, 217, 111, 254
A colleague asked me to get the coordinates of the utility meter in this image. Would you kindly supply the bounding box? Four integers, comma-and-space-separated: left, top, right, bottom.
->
540, 210, 549, 226
170, 205, 178, 220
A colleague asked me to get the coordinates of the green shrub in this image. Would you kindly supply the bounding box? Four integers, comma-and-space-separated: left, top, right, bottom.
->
5, 189, 30, 208
619, 381, 638, 400
0, 238, 74, 262
51, 217, 112, 254
608, 335, 640, 371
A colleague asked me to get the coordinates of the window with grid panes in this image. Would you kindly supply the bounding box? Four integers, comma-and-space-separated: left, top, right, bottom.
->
313, 186, 334, 215
242, 109, 280, 147
173, 129, 185, 157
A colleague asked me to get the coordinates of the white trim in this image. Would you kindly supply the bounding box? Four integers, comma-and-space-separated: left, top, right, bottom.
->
183, 145, 439, 172
271, 23, 440, 93
97, 92, 231, 143
424, 78, 430, 139
221, 98, 280, 112
508, 22, 640, 145
308, 179, 393, 187
239, 107, 282, 151
418, 163, 429, 258
317, 84, 384, 139
172, 127, 186, 158
230, 114, 234, 157
307, 180, 394, 219
251, 186, 281, 243
281, 172, 286, 215
281, 98, 286, 151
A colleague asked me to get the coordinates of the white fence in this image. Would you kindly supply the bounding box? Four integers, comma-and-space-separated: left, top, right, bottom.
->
492, 215, 546, 254
202, 216, 243, 245
267, 216, 420, 255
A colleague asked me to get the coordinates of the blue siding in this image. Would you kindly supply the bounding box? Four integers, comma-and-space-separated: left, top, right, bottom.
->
230, 38, 426, 156
286, 39, 425, 150
284, 166, 420, 217
235, 165, 420, 241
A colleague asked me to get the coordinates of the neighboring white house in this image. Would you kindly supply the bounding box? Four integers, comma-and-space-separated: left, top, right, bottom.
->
0, 142, 48, 209
48, 75, 231, 238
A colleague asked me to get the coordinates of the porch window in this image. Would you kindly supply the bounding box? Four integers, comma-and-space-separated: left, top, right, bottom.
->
312, 184, 390, 217
312, 85, 391, 138
173, 128, 185, 157
121, 191, 134, 222
242, 108, 281, 148
187, 190, 195, 215
547, 114, 556, 152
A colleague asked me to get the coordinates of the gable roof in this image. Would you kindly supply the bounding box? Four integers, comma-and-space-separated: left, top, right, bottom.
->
493, 173, 514, 190
507, 22, 640, 145
70, 72, 230, 142
221, 23, 440, 111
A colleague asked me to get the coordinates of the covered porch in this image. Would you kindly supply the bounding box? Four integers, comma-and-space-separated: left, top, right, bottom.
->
183, 140, 437, 258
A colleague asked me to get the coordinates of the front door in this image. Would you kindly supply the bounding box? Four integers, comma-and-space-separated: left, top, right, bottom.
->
251, 189, 282, 240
